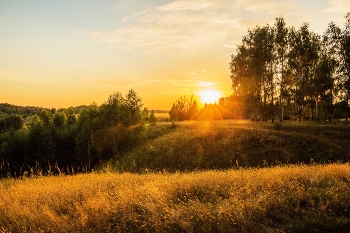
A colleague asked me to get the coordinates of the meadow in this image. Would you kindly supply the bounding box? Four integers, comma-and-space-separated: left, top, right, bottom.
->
1, 120, 350, 232
114, 120, 350, 172
1, 164, 350, 232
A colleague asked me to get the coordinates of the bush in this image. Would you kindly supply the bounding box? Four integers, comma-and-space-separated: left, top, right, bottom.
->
273, 121, 283, 130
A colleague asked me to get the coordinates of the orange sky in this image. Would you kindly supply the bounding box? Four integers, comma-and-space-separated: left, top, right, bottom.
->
0, 0, 348, 110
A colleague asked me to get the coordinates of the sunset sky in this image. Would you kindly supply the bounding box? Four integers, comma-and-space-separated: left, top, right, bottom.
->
1, 0, 349, 110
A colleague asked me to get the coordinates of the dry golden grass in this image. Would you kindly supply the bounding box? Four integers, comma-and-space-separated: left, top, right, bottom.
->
1, 163, 350, 232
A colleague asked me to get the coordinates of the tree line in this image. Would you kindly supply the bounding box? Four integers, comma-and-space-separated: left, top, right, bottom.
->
229, 14, 350, 122
169, 95, 236, 121
168, 14, 350, 122
0, 89, 151, 177
0, 103, 43, 117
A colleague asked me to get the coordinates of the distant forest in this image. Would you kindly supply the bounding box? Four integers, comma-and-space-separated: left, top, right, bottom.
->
0, 103, 44, 118
169, 14, 350, 122
0, 90, 148, 177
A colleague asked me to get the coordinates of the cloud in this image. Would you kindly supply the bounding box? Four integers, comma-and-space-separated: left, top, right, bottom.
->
75, 1, 247, 54
323, 0, 350, 14
233, 0, 297, 15
81, 6, 199, 51
158, 0, 218, 11
75, 0, 342, 56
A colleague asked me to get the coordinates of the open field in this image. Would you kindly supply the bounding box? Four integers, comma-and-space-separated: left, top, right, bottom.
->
1, 163, 350, 232
154, 112, 170, 122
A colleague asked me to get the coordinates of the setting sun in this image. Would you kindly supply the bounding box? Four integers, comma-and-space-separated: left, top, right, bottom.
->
199, 90, 222, 105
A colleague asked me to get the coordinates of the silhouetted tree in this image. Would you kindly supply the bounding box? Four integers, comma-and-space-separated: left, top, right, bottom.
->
149, 110, 157, 125
169, 95, 198, 121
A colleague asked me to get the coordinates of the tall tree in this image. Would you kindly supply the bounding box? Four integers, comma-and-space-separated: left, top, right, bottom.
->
149, 110, 157, 125
169, 95, 198, 121
124, 89, 143, 126
230, 44, 254, 118
339, 13, 350, 120
274, 17, 290, 122
288, 23, 320, 121
321, 13, 350, 121
75, 104, 100, 170
230, 25, 276, 121
314, 52, 336, 120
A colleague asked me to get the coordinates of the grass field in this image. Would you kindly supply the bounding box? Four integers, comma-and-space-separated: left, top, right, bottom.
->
1, 120, 350, 232
1, 163, 350, 232
154, 112, 170, 122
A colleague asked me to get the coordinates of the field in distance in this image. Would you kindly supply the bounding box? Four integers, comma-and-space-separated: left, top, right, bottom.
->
154, 112, 170, 122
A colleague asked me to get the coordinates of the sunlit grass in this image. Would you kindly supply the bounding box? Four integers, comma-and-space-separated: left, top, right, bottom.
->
1, 163, 350, 232
118, 120, 350, 172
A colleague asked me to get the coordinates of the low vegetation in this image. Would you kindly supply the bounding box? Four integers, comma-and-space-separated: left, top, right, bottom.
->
1, 163, 350, 232
114, 120, 350, 172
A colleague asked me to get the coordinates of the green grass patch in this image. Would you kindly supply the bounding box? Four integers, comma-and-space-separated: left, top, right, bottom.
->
112, 120, 350, 172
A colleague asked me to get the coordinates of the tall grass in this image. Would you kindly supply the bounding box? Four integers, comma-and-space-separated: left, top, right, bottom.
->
1, 163, 350, 232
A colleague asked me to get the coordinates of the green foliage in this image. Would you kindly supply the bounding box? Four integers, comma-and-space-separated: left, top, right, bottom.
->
66, 113, 76, 125
0, 89, 146, 176
169, 95, 198, 121
0, 103, 43, 116
38, 109, 52, 126
28, 119, 56, 165
142, 107, 150, 122
149, 110, 157, 125
0, 128, 29, 176
0, 114, 23, 133
169, 105, 179, 121
53, 112, 67, 128
229, 14, 350, 122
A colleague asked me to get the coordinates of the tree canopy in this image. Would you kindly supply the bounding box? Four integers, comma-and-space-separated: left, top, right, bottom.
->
229, 14, 350, 122
0, 89, 147, 177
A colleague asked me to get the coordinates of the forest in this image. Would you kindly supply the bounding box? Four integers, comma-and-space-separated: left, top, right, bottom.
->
0, 90, 147, 177
229, 14, 350, 122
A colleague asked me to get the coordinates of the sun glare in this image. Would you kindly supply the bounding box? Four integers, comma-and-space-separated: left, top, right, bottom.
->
199, 90, 222, 105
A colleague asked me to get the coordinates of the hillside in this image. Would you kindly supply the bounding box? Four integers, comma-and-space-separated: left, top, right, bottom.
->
112, 120, 350, 172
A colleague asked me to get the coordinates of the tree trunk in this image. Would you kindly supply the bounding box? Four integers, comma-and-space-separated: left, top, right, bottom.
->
347, 95, 349, 122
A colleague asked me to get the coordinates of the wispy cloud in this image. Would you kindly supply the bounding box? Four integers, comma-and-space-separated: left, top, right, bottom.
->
158, 0, 220, 11
323, 0, 350, 14
75, 0, 343, 57
233, 0, 297, 15
75, 0, 254, 54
